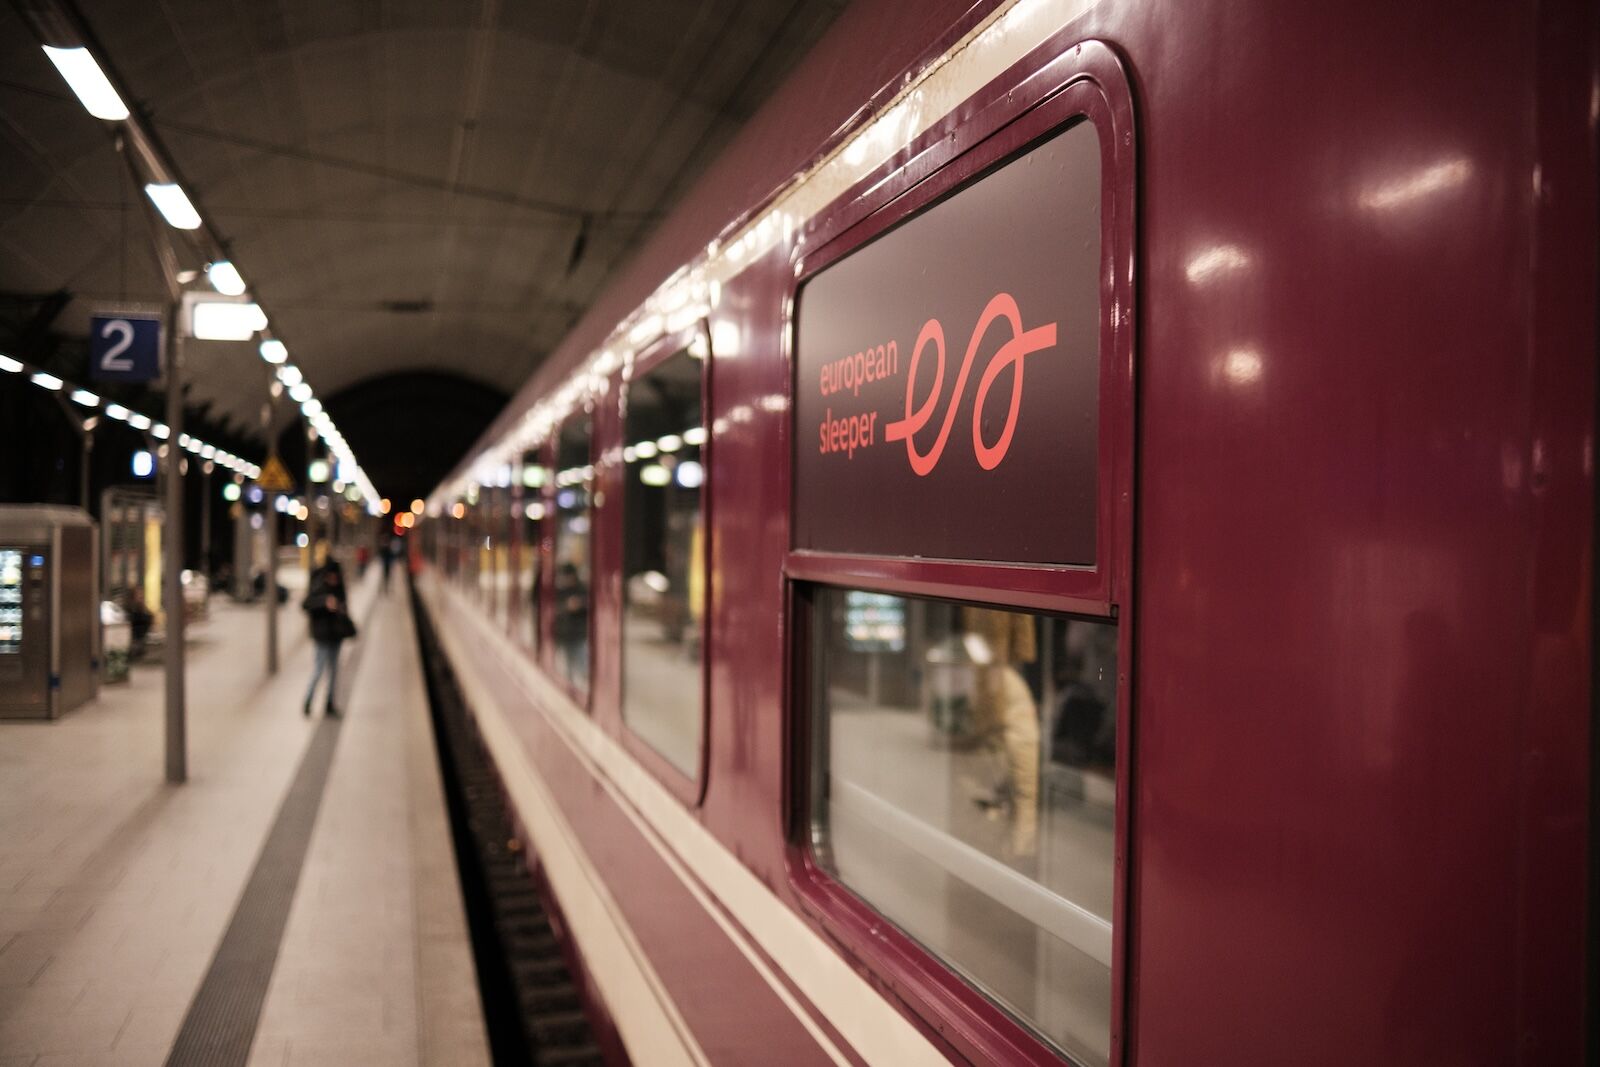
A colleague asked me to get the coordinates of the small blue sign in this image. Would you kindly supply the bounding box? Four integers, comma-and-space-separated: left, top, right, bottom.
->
89, 314, 161, 383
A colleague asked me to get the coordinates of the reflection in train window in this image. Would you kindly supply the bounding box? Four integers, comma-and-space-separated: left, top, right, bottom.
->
480, 486, 511, 623
809, 588, 1117, 1066
519, 451, 547, 653
621, 348, 705, 776
552, 417, 593, 702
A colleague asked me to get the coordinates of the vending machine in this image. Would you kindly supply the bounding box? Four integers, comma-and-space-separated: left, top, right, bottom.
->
0, 506, 99, 719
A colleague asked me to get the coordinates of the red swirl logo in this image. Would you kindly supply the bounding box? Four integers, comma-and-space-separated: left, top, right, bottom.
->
883, 292, 1058, 476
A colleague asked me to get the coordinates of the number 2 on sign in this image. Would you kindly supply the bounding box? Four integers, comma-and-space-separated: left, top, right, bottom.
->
99, 319, 135, 372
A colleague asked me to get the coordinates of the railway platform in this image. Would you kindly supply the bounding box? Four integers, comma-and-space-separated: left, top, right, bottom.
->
0, 568, 488, 1067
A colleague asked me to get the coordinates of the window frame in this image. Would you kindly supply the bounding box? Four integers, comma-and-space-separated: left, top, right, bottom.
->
551, 409, 598, 711
513, 445, 550, 657
613, 323, 714, 805
782, 38, 1137, 1067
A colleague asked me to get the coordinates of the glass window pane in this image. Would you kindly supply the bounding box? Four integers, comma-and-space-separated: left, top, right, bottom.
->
552, 418, 593, 700
519, 452, 547, 653
810, 587, 1117, 1066
621, 349, 705, 775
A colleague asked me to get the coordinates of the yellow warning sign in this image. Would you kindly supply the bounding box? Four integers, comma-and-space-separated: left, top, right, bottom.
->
256, 453, 296, 493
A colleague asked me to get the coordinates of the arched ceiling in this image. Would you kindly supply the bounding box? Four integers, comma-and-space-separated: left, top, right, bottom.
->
0, 0, 846, 469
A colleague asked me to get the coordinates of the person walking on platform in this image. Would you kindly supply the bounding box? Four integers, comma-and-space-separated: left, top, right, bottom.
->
380, 536, 399, 593
302, 563, 355, 717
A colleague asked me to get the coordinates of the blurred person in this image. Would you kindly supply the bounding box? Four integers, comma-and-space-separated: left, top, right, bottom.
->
301, 565, 355, 717
127, 588, 154, 659
553, 561, 589, 684
381, 536, 399, 593
961, 606, 1041, 858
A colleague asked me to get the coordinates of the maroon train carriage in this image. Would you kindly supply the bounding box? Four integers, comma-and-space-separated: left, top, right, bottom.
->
414, 0, 1596, 1063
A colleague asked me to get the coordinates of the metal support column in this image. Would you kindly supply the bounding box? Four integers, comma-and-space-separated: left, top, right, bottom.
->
304, 430, 318, 583
161, 303, 186, 783
199, 461, 211, 583
79, 427, 92, 511
267, 495, 279, 674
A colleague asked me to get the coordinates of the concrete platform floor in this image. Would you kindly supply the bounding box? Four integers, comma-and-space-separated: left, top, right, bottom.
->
0, 568, 488, 1067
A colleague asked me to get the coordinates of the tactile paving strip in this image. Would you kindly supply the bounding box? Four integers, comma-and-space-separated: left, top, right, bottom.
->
163, 608, 375, 1067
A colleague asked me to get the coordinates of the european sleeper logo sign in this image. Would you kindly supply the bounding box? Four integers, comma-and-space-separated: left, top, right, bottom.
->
794, 120, 1102, 567
815, 291, 1058, 474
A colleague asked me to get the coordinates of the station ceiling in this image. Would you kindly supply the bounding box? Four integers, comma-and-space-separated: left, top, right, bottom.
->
0, 0, 844, 495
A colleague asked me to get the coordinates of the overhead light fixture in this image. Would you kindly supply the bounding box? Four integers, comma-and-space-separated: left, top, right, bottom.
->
288, 382, 312, 403
104, 403, 129, 421
681, 426, 707, 446
41, 46, 129, 121
207, 260, 246, 296
143, 183, 202, 230
190, 301, 266, 340
0, 354, 22, 373
656, 434, 683, 453
259, 339, 287, 364
30, 372, 63, 391
200, 444, 216, 459
675, 460, 704, 489
128, 412, 151, 430
301, 398, 322, 417
276, 364, 302, 386
152, 423, 170, 440
70, 388, 99, 407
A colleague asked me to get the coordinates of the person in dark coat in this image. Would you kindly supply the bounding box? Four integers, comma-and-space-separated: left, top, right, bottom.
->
301, 565, 354, 717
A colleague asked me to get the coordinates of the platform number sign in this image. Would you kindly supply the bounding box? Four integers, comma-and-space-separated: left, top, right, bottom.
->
89, 314, 162, 383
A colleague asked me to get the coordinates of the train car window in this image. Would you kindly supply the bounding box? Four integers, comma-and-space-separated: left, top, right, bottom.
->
552, 417, 594, 702
620, 348, 706, 776
793, 114, 1124, 1066
519, 452, 547, 654
482, 487, 507, 622
463, 491, 482, 599
808, 589, 1116, 1066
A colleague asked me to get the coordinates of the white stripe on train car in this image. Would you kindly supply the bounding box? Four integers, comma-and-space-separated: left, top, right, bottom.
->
421, 578, 712, 1067
422, 574, 929, 1065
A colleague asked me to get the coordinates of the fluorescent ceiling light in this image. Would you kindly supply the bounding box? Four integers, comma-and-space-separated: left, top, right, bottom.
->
152, 423, 170, 440
207, 260, 246, 296
70, 388, 99, 407
259, 339, 287, 364
128, 413, 151, 430
42, 46, 129, 121
288, 382, 313, 403
0, 354, 22, 373
30, 372, 63, 391
191, 301, 267, 340
104, 403, 129, 421
143, 183, 202, 230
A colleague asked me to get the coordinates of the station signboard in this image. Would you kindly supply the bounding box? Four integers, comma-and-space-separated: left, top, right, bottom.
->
89, 313, 162, 383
